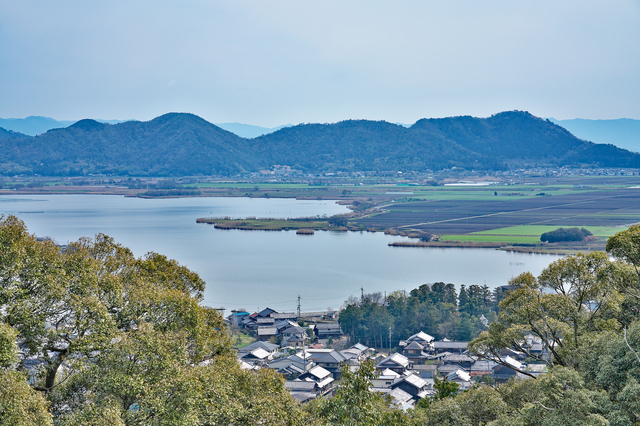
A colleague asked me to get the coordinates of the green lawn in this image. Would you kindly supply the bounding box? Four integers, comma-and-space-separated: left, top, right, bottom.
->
472, 225, 628, 238
592, 227, 630, 237
229, 330, 256, 348
474, 225, 606, 236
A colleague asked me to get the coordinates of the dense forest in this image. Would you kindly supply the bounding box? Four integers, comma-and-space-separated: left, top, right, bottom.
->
2, 215, 640, 425
339, 282, 501, 348
1, 111, 640, 176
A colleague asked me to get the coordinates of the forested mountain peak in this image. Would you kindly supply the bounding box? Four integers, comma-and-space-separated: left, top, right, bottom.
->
66, 118, 107, 132
0, 110, 639, 176
0, 127, 29, 140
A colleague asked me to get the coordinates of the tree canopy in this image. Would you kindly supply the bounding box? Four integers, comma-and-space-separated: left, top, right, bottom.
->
0, 215, 311, 425
540, 227, 593, 243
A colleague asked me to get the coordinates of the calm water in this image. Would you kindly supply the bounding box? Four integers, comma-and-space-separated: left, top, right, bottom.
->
1, 195, 562, 314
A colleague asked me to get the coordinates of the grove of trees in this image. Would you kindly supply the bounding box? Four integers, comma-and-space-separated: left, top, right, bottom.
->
339, 282, 502, 348
540, 227, 593, 243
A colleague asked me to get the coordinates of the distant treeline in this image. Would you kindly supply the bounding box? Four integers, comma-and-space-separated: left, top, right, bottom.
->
140, 189, 202, 197
339, 282, 504, 348
540, 227, 592, 243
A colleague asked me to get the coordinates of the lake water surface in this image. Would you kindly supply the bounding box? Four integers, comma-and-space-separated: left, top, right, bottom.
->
1, 195, 563, 314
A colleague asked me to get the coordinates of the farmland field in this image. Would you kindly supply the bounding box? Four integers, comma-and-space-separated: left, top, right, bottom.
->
6, 175, 640, 248
355, 178, 640, 245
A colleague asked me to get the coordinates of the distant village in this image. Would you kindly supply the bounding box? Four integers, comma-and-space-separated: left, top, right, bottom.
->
226, 306, 548, 408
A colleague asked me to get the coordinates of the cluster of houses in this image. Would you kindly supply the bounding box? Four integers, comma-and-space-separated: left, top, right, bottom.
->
228, 307, 342, 346
228, 308, 547, 408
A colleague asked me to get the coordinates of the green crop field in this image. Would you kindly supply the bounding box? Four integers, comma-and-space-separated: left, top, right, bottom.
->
468, 225, 629, 243
472, 225, 617, 236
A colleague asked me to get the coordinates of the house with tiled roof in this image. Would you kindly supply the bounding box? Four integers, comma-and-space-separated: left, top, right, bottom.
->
297, 365, 334, 394
447, 369, 473, 390
315, 350, 347, 379
372, 387, 415, 410
403, 331, 434, 347
376, 353, 411, 375
238, 341, 279, 355
441, 353, 475, 369
403, 341, 429, 363
315, 322, 342, 338
470, 360, 496, 377
433, 340, 469, 354
239, 347, 272, 365
257, 326, 278, 341
437, 363, 466, 376
268, 353, 312, 372
408, 364, 439, 379
390, 373, 430, 401
227, 311, 250, 327
371, 368, 400, 387
492, 356, 525, 382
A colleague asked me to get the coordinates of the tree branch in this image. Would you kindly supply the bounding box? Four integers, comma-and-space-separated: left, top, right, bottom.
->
533, 401, 555, 411
624, 327, 640, 364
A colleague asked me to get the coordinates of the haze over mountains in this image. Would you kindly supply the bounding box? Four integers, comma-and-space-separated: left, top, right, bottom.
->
0, 116, 125, 137
0, 111, 639, 177
0, 116, 290, 139
549, 118, 640, 153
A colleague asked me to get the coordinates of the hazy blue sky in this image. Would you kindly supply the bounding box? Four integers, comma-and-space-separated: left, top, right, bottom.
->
1, 1, 639, 126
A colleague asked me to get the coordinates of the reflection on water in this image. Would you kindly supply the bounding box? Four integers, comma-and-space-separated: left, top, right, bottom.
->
1, 194, 562, 314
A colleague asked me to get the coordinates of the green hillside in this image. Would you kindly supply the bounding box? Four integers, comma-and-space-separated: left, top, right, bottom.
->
1, 110, 640, 176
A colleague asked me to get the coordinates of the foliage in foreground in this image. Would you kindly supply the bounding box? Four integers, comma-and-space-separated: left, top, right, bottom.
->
3, 216, 640, 425
0, 215, 312, 425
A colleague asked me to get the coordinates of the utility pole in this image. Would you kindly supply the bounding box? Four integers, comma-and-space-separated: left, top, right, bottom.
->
297, 295, 301, 322
389, 327, 392, 355
361, 286, 364, 303
303, 332, 307, 371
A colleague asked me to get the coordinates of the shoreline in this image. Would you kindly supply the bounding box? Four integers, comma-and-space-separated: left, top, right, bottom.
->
388, 240, 606, 255
2, 187, 621, 254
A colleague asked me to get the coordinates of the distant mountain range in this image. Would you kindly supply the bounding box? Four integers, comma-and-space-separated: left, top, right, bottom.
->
0, 116, 290, 138
0, 111, 639, 177
214, 123, 292, 138
3, 115, 638, 150
0, 116, 126, 137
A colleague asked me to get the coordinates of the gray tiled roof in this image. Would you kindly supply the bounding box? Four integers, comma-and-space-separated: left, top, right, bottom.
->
433, 341, 469, 350
317, 350, 347, 364
285, 381, 317, 391
239, 341, 279, 353
442, 353, 475, 363
438, 363, 465, 373
257, 326, 278, 336
404, 341, 424, 351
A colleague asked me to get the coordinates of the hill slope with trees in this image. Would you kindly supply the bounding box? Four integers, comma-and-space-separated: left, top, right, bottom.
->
1, 110, 639, 176
0, 127, 29, 140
